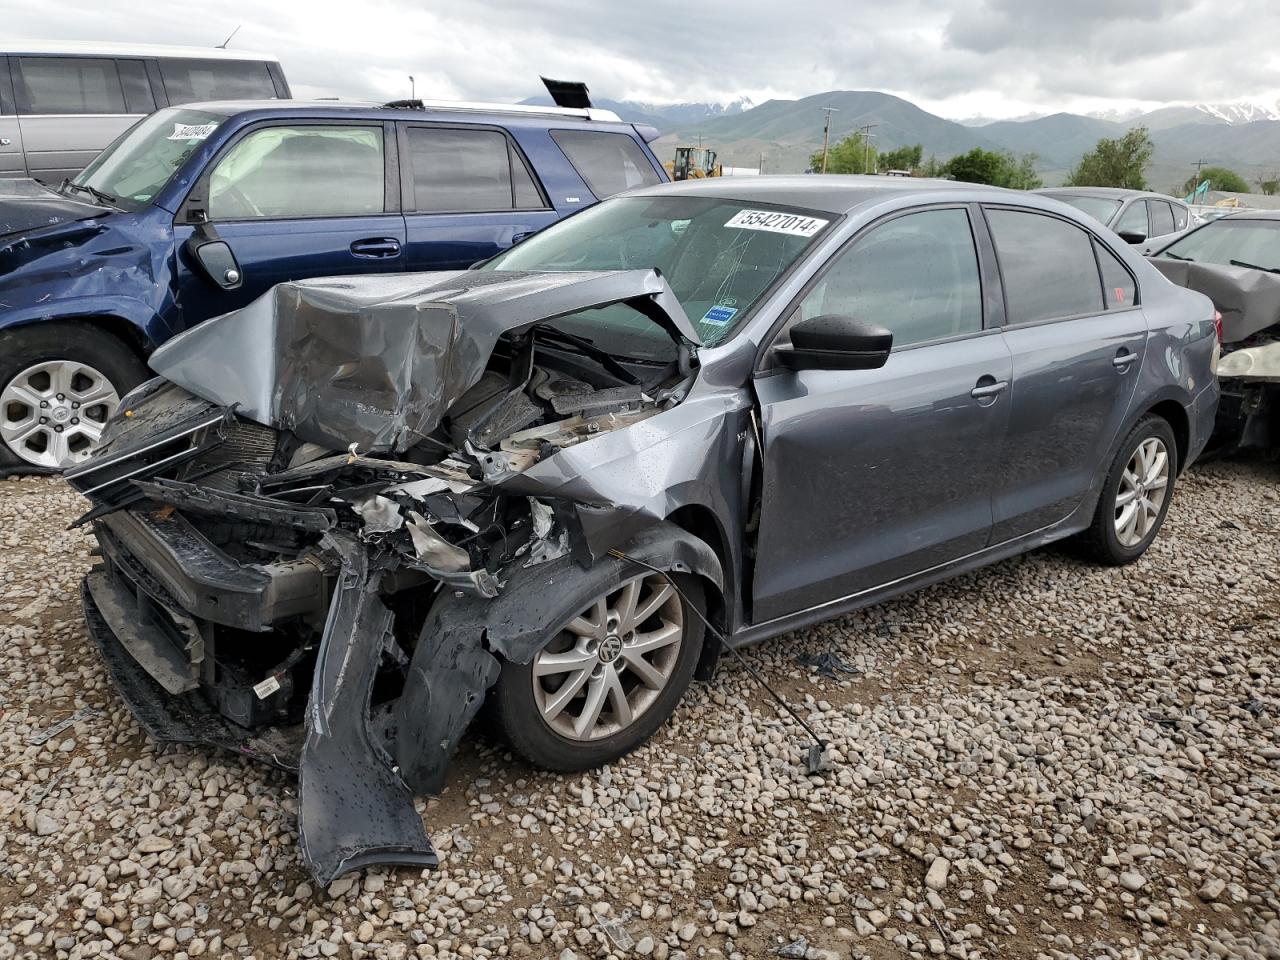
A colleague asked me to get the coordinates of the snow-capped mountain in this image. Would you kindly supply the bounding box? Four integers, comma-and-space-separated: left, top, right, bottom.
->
1193, 102, 1280, 123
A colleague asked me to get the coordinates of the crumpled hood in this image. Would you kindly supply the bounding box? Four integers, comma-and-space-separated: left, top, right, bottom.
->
0, 177, 109, 243
1150, 257, 1280, 344
148, 268, 700, 453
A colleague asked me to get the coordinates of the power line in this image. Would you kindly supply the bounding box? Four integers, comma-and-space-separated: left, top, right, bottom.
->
859, 122, 879, 174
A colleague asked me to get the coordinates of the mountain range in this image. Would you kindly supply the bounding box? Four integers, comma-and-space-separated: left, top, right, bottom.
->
545, 91, 1280, 190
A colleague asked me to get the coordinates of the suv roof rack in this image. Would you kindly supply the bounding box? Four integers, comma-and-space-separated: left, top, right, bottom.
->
381, 98, 621, 123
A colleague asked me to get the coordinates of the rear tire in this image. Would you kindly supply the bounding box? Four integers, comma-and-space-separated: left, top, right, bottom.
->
1080, 414, 1178, 565
492, 565, 705, 772
0, 321, 147, 475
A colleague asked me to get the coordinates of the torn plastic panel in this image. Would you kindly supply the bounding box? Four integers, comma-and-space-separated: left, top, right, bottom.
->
147, 269, 702, 454
297, 533, 438, 883
1150, 258, 1280, 343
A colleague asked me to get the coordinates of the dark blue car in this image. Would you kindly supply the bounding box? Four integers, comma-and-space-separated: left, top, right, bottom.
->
0, 98, 666, 471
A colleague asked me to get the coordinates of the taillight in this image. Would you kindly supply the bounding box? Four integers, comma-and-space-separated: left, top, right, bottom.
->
1213, 310, 1223, 342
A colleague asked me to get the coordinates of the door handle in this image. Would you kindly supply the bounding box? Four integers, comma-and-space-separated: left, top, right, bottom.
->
350, 237, 402, 259
970, 378, 1009, 400
510, 231, 535, 245
0, 139, 10, 146
1112, 350, 1138, 370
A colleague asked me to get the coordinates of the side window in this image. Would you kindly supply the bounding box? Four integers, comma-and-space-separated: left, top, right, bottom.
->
116, 60, 155, 114
1113, 201, 1149, 237
1148, 200, 1176, 237
1172, 203, 1190, 231
550, 130, 662, 199
1094, 240, 1138, 309
796, 208, 983, 349
987, 209, 1105, 323
159, 59, 276, 103
405, 127, 544, 212
208, 125, 384, 220
14, 57, 125, 115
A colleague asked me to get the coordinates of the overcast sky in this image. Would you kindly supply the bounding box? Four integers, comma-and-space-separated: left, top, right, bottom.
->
6, 0, 1279, 119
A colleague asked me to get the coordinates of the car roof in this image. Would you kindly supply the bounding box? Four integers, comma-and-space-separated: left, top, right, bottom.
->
176, 98, 624, 124
5, 39, 279, 61
1037, 186, 1182, 203
628, 174, 1019, 215
1211, 208, 1280, 221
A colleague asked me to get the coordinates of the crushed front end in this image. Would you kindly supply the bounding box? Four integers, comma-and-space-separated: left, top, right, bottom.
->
66, 269, 708, 883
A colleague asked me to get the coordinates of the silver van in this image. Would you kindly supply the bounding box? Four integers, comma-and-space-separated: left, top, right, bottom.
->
0, 41, 290, 184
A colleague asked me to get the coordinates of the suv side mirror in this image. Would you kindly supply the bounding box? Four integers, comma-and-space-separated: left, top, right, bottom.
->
183, 224, 242, 291
1117, 229, 1147, 245
776, 315, 893, 371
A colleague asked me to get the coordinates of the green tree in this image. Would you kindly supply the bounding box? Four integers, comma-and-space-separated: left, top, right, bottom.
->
809, 131, 877, 174
1065, 127, 1154, 189
878, 143, 924, 173
942, 149, 1042, 189
1180, 166, 1250, 194
1258, 176, 1280, 196
920, 153, 947, 179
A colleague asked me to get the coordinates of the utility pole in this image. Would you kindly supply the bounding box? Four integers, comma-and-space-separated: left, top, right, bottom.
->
1192, 159, 1207, 177
759, 150, 765, 175
859, 122, 879, 174
819, 106, 838, 173
409, 76, 416, 99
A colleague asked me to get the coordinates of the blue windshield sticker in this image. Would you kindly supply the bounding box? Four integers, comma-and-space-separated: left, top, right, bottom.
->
701, 305, 738, 326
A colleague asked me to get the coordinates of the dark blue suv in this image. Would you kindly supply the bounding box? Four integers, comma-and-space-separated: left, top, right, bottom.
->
0, 98, 666, 470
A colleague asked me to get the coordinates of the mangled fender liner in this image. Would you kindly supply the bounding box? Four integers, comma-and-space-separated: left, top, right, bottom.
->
297, 533, 438, 884
394, 522, 723, 795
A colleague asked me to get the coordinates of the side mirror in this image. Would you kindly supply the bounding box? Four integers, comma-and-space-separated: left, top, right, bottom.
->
776, 315, 893, 371
184, 226, 242, 290
1117, 229, 1147, 245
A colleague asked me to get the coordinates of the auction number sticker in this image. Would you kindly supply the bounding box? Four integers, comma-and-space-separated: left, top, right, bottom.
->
168, 123, 218, 141
724, 209, 829, 237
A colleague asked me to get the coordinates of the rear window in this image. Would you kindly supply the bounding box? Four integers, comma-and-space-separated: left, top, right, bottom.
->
14, 57, 126, 114
550, 130, 661, 199
404, 127, 544, 212
987, 209, 1104, 324
159, 59, 276, 103
1095, 240, 1137, 309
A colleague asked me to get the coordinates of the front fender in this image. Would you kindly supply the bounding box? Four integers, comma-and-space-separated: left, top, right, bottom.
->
393, 521, 723, 795
0, 295, 169, 347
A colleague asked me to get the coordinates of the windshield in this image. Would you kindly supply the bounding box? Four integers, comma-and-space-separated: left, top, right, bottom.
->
1052, 195, 1122, 224
483, 196, 833, 347
71, 107, 227, 211
1158, 218, 1280, 272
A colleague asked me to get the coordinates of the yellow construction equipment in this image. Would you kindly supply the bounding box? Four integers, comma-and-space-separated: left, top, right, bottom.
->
666, 146, 722, 180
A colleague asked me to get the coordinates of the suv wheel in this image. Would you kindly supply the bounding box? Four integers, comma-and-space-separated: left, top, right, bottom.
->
0, 322, 148, 473
1082, 414, 1178, 565
492, 568, 705, 772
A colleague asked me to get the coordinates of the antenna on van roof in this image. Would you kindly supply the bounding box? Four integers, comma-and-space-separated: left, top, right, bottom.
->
216, 25, 241, 49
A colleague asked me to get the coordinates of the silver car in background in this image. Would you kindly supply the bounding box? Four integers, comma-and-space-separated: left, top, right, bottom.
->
1037, 187, 1196, 255
0, 41, 290, 183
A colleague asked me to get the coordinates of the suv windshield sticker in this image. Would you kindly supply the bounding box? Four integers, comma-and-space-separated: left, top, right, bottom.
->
724, 209, 829, 238
168, 122, 218, 141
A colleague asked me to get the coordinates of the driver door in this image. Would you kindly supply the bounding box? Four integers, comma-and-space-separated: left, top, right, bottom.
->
750, 206, 1012, 624
172, 121, 405, 331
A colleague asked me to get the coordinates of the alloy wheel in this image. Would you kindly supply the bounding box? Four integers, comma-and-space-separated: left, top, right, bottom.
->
1114, 436, 1170, 548
0, 360, 120, 468
531, 572, 684, 742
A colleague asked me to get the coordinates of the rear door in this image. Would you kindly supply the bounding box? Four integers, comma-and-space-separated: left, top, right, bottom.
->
172, 120, 405, 330
397, 123, 559, 271
11, 56, 144, 183
0, 57, 26, 177
983, 207, 1146, 541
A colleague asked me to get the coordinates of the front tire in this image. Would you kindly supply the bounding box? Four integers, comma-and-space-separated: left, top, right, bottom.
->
0, 321, 147, 474
492, 566, 705, 772
1081, 414, 1178, 565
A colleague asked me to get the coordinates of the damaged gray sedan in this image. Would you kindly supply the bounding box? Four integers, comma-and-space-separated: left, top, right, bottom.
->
67, 177, 1218, 883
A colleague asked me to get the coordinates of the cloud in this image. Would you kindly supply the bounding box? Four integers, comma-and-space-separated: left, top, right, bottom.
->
5, 0, 1280, 117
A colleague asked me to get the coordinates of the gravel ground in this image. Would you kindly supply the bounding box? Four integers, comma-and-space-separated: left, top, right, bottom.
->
1, 456, 1278, 960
